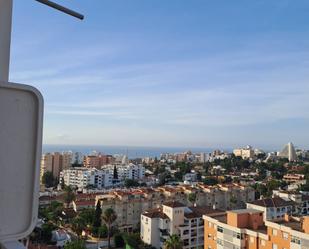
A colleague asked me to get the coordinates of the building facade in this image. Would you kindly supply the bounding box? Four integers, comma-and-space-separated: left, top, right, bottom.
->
95, 184, 254, 232
60, 167, 113, 190
40, 152, 73, 180
141, 202, 221, 249
203, 208, 309, 249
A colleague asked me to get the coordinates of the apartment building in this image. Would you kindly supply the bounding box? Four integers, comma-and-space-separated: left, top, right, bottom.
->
40, 152, 73, 180
233, 146, 254, 159
95, 184, 254, 232
247, 197, 296, 221
102, 163, 146, 180
203, 208, 309, 249
141, 202, 222, 249
273, 190, 309, 215
60, 167, 113, 190
83, 154, 114, 169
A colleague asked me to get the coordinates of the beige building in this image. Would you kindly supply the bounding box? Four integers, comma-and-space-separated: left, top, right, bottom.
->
141, 202, 222, 249
233, 146, 254, 159
40, 152, 73, 180
95, 183, 255, 232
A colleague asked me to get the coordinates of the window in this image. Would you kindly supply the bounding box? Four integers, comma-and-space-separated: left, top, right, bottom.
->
272, 243, 278, 249
217, 226, 223, 233
260, 239, 266, 246
233, 232, 242, 239
250, 237, 254, 244
208, 234, 212, 239
272, 229, 277, 236
217, 239, 223, 245
291, 236, 301, 245
208, 246, 212, 249
282, 232, 289, 240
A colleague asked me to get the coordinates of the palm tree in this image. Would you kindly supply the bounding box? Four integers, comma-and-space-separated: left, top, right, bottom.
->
164, 235, 182, 249
72, 217, 86, 238
102, 208, 117, 249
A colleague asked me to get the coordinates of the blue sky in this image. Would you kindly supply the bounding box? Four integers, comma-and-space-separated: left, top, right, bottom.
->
10, 0, 309, 150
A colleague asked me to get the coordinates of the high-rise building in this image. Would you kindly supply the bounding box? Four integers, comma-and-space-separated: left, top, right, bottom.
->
278, 142, 297, 162
40, 152, 73, 180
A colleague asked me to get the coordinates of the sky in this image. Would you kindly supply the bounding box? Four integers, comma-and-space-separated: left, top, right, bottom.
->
9, 0, 309, 150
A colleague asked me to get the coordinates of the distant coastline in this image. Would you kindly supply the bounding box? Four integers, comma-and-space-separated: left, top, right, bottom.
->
43, 144, 232, 159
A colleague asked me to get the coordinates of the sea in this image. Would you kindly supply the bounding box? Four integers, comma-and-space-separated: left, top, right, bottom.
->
43, 144, 230, 159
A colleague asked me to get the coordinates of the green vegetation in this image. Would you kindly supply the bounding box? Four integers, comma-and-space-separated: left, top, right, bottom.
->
63, 186, 76, 207
102, 208, 117, 249
114, 233, 125, 248
42, 171, 57, 188
64, 240, 86, 249
163, 235, 182, 249
124, 179, 140, 188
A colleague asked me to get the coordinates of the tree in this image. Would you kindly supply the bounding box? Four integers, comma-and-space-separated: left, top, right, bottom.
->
41, 223, 56, 243
64, 240, 86, 249
114, 233, 124, 248
124, 179, 139, 188
102, 208, 117, 249
203, 177, 218, 186
63, 186, 75, 208
79, 208, 95, 226
187, 193, 197, 205
60, 177, 66, 190
123, 233, 141, 249
71, 217, 86, 238
97, 225, 108, 238
113, 165, 118, 180
42, 171, 56, 188
164, 235, 182, 249
93, 201, 102, 229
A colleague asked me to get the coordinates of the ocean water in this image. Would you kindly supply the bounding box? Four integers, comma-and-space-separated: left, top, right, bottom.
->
43, 144, 220, 159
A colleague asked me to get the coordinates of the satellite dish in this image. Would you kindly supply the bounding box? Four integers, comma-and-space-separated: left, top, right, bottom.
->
0, 82, 43, 242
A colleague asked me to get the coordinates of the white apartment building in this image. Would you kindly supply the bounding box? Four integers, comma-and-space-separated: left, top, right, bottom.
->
102, 163, 145, 180
272, 190, 309, 215
184, 172, 198, 184
60, 167, 113, 190
141, 202, 221, 249
246, 197, 295, 221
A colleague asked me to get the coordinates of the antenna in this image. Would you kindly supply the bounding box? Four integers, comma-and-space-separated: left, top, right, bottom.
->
0, 0, 84, 82
35, 0, 84, 20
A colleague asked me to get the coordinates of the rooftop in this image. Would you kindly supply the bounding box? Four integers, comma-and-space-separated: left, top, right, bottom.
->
248, 197, 295, 208
228, 208, 263, 214
142, 208, 169, 219
163, 201, 186, 208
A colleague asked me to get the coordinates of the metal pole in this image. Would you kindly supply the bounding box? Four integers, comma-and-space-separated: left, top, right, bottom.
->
35, 0, 84, 20
0, 0, 13, 82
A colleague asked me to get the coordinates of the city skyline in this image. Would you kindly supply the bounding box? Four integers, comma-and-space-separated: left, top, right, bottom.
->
10, 1, 309, 148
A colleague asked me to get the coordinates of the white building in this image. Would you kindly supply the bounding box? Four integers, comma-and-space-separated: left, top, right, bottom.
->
60, 167, 113, 190
102, 163, 145, 181
246, 197, 295, 220
278, 142, 297, 162
141, 201, 221, 249
51, 229, 71, 247
184, 172, 198, 184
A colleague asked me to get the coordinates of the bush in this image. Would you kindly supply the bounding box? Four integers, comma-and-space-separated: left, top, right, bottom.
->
114, 233, 124, 248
